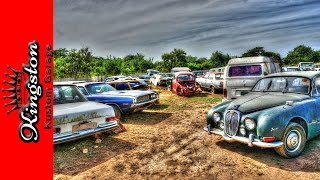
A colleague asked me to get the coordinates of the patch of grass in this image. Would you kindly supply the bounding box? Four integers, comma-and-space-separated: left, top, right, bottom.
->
113, 162, 125, 173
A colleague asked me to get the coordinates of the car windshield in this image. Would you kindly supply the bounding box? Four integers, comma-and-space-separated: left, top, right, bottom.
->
177, 74, 194, 81
85, 83, 116, 94
252, 77, 310, 94
54, 85, 87, 104
229, 65, 262, 77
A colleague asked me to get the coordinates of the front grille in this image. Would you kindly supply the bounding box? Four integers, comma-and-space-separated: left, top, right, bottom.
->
136, 95, 150, 103
224, 110, 240, 136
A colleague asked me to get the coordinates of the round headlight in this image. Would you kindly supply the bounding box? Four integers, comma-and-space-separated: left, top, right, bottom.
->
213, 112, 221, 122
239, 125, 246, 136
244, 118, 256, 130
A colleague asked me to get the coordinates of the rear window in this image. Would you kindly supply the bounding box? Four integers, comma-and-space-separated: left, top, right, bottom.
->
228, 65, 262, 77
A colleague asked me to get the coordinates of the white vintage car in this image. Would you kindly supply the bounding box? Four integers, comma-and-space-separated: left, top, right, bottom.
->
53, 82, 119, 144
150, 73, 173, 86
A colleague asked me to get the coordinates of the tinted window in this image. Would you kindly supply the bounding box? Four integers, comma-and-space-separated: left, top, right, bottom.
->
228, 65, 262, 77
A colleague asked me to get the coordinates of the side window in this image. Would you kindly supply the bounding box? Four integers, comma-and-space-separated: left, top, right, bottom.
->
269, 63, 276, 73
312, 77, 320, 96
78, 87, 88, 95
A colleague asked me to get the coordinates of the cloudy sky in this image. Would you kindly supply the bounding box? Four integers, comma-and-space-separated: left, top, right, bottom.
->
54, 0, 320, 59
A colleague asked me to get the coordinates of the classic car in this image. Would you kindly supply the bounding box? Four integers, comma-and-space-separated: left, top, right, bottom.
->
107, 79, 149, 90
298, 62, 314, 71
171, 72, 196, 96
150, 73, 173, 86
205, 71, 320, 158
75, 82, 159, 119
196, 72, 224, 93
53, 83, 119, 144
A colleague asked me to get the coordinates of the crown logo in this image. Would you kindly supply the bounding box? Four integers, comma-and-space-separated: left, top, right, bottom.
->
2, 65, 25, 114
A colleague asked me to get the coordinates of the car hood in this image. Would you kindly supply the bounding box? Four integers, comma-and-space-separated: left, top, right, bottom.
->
54, 101, 114, 125
228, 92, 310, 113
100, 90, 156, 97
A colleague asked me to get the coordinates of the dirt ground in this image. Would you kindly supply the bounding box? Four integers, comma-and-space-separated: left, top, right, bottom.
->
54, 89, 320, 180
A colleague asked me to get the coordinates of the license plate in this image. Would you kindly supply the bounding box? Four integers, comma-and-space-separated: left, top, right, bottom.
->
72, 122, 97, 132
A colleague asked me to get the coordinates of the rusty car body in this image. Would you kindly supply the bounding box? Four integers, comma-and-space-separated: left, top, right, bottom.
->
171, 72, 196, 96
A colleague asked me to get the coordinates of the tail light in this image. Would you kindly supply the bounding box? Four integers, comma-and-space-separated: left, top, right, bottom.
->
54, 127, 61, 134
106, 116, 118, 122
223, 88, 227, 98
263, 137, 275, 143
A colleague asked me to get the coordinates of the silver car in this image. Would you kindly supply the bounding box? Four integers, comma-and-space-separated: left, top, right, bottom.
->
54, 83, 119, 144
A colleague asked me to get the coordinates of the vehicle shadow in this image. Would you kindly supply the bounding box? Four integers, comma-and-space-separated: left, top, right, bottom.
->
54, 134, 137, 176
215, 135, 320, 172
123, 111, 172, 125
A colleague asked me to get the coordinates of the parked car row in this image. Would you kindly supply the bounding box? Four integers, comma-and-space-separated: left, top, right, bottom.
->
54, 81, 159, 144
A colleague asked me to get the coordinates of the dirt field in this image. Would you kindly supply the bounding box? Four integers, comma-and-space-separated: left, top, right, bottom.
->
54, 89, 320, 180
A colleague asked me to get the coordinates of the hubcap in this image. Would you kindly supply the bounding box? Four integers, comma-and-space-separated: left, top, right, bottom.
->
286, 130, 300, 151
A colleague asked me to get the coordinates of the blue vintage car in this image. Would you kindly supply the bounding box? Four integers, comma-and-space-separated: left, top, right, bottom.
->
53, 83, 119, 144
75, 82, 159, 119
205, 71, 320, 158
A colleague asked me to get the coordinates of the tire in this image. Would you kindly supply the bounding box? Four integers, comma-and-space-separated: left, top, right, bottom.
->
275, 122, 306, 158
110, 105, 122, 120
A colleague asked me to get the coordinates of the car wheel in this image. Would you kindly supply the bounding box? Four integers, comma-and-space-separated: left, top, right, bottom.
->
275, 122, 306, 158
110, 105, 122, 120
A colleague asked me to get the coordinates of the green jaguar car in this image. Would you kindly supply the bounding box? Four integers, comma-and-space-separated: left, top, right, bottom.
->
205, 71, 320, 158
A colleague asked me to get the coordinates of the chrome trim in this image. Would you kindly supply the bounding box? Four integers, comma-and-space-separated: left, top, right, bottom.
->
204, 127, 283, 148
224, 110, 240, 137
54, 121, 118, 144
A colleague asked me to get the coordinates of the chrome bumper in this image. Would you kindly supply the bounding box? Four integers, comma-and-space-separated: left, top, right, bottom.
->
204, 127, 283, 148
132, 97, 159, 112
54, 121, 118, 144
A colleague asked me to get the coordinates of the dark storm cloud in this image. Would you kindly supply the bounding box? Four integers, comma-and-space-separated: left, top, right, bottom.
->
54, 0, 320, 59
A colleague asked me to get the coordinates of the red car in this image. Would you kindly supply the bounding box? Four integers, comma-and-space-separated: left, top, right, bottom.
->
171, 72, 196, 96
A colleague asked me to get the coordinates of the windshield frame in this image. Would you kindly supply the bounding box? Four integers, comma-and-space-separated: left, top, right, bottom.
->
252, 76, 311, 95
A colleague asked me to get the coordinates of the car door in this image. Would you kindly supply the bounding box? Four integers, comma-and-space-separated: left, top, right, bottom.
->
202, 73, 210, 88
312, 76, 320, 136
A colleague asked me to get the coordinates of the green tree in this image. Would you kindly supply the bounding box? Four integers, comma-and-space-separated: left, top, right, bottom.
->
283, 45, 319, 65
210, 51, 230, 68
161, 48, 187, 72
242, 47, 282, 64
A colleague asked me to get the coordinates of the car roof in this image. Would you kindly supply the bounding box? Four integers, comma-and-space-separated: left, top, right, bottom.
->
266, 71, 320, 79
228, 56, 279, 65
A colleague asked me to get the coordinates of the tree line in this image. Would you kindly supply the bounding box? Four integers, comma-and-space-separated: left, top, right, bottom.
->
54, 45, 320, 79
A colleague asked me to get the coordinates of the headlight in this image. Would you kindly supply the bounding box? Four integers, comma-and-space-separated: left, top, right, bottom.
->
213, 112, 221, 122
244, 118, 256, 130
